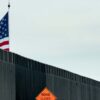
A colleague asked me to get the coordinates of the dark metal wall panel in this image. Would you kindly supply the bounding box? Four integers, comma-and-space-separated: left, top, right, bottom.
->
0, 49, 100, 100
46, 73, 100, 100
15, 63, 46, 100
0, 60, 15, 100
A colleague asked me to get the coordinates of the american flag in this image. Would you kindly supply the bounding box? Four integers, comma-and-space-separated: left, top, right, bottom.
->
0, 12, 9, 51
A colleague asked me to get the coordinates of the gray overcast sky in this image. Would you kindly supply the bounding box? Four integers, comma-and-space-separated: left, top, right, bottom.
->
0, 0, 100, 81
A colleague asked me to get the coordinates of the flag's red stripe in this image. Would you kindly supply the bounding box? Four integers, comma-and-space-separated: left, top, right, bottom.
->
4, 48, 9, 51
0, 41, 9, 47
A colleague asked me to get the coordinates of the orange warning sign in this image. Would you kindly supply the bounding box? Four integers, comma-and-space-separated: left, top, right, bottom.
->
36, 87, 57, 100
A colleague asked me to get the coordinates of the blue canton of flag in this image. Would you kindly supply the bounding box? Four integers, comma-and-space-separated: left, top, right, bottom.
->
0, 12, 9, 51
